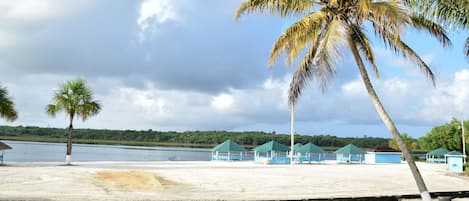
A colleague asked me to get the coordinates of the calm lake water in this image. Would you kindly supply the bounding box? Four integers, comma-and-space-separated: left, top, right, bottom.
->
2, 140, 212, 162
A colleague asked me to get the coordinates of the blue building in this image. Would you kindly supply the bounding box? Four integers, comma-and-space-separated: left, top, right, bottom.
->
365, 147, 402, 164
445, 151, 466, 173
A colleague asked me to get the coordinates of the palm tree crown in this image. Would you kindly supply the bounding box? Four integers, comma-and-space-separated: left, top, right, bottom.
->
236, 0, 450, 108
0, 85, 17, 121
46, 78, 101, 121
235, 1, 450, 199
405, 0, 468, 60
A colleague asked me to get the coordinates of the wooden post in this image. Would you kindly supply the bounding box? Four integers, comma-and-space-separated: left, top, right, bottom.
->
290, 108, 295, 166
462, 119, 466, 164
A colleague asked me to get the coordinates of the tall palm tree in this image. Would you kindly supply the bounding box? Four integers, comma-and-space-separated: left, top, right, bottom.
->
0, 85, 17, 121
235, 1, 450, 200
46, 78, 101, 165
405, 0, 468, 60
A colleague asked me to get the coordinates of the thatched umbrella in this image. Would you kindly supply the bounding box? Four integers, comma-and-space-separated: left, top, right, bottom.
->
0, 141, 12, 164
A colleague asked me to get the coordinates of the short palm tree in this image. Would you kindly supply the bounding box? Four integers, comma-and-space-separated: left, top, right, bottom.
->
46, 78, 101, 165
0, 85, 17, 121
405, 0, 468, 60
235, 1, 450, 200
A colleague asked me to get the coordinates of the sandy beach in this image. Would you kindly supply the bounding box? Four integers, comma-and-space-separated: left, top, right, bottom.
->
0, 161, 468, 200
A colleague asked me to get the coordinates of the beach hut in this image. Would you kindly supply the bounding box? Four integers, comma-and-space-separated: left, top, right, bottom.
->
335, 144, 366, 163
445, 151, 466, 173
0, 141, 12, 165
365, 147, 402, 164
211, 140, 247, 161
426, 148, 449, 163
254, 140, 290, 164
293, 143, 303, 151
295, 143, 325, 163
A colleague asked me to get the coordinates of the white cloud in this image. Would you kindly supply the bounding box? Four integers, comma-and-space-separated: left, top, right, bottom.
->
211, 94, 234, 110
0, 69, 467, 135
419, 69, 469, 122
137, 0, 191, 41
0, 0, 96, 48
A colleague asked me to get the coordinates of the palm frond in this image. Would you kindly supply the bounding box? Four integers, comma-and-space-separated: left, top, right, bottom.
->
410, 14, 451, 47
349, 23, 379, 78
373, 24, 436, 85
465, 37, 469, 60
288, 18, 349, 108
270, 10, 326, 66
0, 86, 17, 121
47, 78, 101, 122
235, 0, 315, 19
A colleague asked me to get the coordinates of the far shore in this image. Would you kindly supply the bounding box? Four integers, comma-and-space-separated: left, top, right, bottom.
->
1, 161, 468, 201
0, 136, 218, 148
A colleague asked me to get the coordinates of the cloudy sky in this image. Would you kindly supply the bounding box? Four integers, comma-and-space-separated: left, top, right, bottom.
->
0, 0, 467, 138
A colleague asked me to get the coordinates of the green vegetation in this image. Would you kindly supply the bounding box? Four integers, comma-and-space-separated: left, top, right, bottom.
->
0, 85, 17, 121
0, 125, 390, 149
235, 1, 449, 197
389, 133, 419, 152
46, 78, 102, 164
418, 118, 468, 153
406, 0, 468, 60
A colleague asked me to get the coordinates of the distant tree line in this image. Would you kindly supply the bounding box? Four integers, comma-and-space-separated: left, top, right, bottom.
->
419, 118, 468, 152
0, 125, 390, 149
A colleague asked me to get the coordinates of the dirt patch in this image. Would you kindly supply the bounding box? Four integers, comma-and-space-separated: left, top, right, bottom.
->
93, 171, 178, 191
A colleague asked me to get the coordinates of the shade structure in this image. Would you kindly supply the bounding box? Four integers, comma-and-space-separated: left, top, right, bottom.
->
295, 143, 325, 164
212, 140, 246, 152
297, 143, 325, 154
254, 140, 290, 153
0, 141, 11, 165
0, 141, 11, 150
427, 148, 449, 156
335, 144, 366, 155
254, 140, 290, 164
426, 148, 449, 163
211, 140, 247, 161
446, 150, 463, 156
335, 144, 365, 163
293, 143, 302, 151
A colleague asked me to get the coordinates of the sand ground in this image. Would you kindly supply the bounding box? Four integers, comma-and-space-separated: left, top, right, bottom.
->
0, 161, 468, 200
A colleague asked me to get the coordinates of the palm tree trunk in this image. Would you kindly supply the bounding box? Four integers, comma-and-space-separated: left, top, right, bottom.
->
349, 41, 431, 201
66, 116, 73, 165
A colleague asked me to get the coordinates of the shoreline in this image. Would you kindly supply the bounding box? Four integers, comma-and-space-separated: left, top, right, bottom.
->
1, 161, 468, 200
0, 137, 217, 149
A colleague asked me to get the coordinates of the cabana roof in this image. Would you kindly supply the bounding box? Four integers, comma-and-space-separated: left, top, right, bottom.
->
297, 143, 325, 154
335, 144, 366, 155
0, 141, 12, 150
212, 140, 246, 152
254, 140, 290, 153
427, 148, 449, 156
293, 143, 303, 150
446, 150, 463, 156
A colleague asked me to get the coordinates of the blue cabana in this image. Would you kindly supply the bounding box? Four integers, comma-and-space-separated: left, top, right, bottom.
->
295, 143, 325, 164
211, 140, 247, 161
335, 144, 366, 163
254, 140, 290, 164
426, 148, 449, 163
